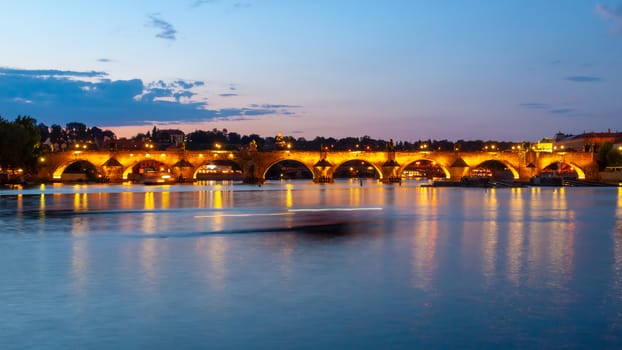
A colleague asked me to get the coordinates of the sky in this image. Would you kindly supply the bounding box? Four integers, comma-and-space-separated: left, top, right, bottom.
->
1, 0, 622, 142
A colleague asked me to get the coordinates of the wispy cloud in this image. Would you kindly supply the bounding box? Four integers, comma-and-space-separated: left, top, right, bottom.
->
519, 102, 549, 109
519, 102, 577, 116
175, 80, 204, 89
549, 108, 575, 114
250, 104, 302, 109
97, 58, 113, 63
192, 0, 217, 7
219, 93, 238, 97
147, 14, 177, 41
13, 97, 33, 104
564, 76, 602, 83
192, 1, 250, 8
0, 67, 106, 78
596, 3, 622, 33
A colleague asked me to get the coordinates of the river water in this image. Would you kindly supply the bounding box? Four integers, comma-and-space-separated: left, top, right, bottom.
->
1, 180, 621, 349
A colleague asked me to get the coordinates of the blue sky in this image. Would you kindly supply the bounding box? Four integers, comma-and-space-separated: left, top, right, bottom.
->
1, 0, 621, 141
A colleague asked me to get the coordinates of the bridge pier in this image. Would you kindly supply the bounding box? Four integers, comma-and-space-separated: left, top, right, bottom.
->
448, 166, 469, 182
380, 147, 401, 184
312, 158, 333, 183
242, 163, 264, 184
380, 162, 401, 184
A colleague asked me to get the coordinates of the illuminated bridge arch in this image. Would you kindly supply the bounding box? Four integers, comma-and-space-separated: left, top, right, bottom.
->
330, 159, 383, 180
398, 158, 451, 179
261, 158, 315, 181
568, 163, 586, 179
121, 158, 171, 180
541, 161, 586, 180
53, 159, 100, 180
472, 159, 520, 179
193, 159, 244, 180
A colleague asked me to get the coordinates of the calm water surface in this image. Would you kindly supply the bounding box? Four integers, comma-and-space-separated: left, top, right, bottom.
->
1, 180, 622, 349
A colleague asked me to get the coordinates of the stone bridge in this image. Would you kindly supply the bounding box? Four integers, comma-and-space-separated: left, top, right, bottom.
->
37, 148, 598, 183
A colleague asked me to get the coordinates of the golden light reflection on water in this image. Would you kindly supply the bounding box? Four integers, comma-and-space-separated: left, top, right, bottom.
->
141, 192, 157, 235
139, 191, 160, 284
115, 191, 136, 233
73, 193, 88, 211
197, 189, 208, 209
212, 186, 223, 209
411, 187, 439, 291
527, 188, 575, 289
194, 185, 237, 231
349, 186, 362, 207
211, 187, 224, 231
157, 190, 171, 232
550, 188, 575, 283
144, 191, 155, 210
120, 191, 133, 210
71, 203, 90, 295
16, 193, 22, 210
507, 188, 525, 286
283, 184, 296, 228
160, 190, 170, 209
38, 183, 47, 217
39, 193, 46, 217
286, 183, 294, 208
482, 188, 499, 284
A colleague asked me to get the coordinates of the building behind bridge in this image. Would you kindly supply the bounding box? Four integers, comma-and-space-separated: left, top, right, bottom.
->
554, 130, 622, 152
